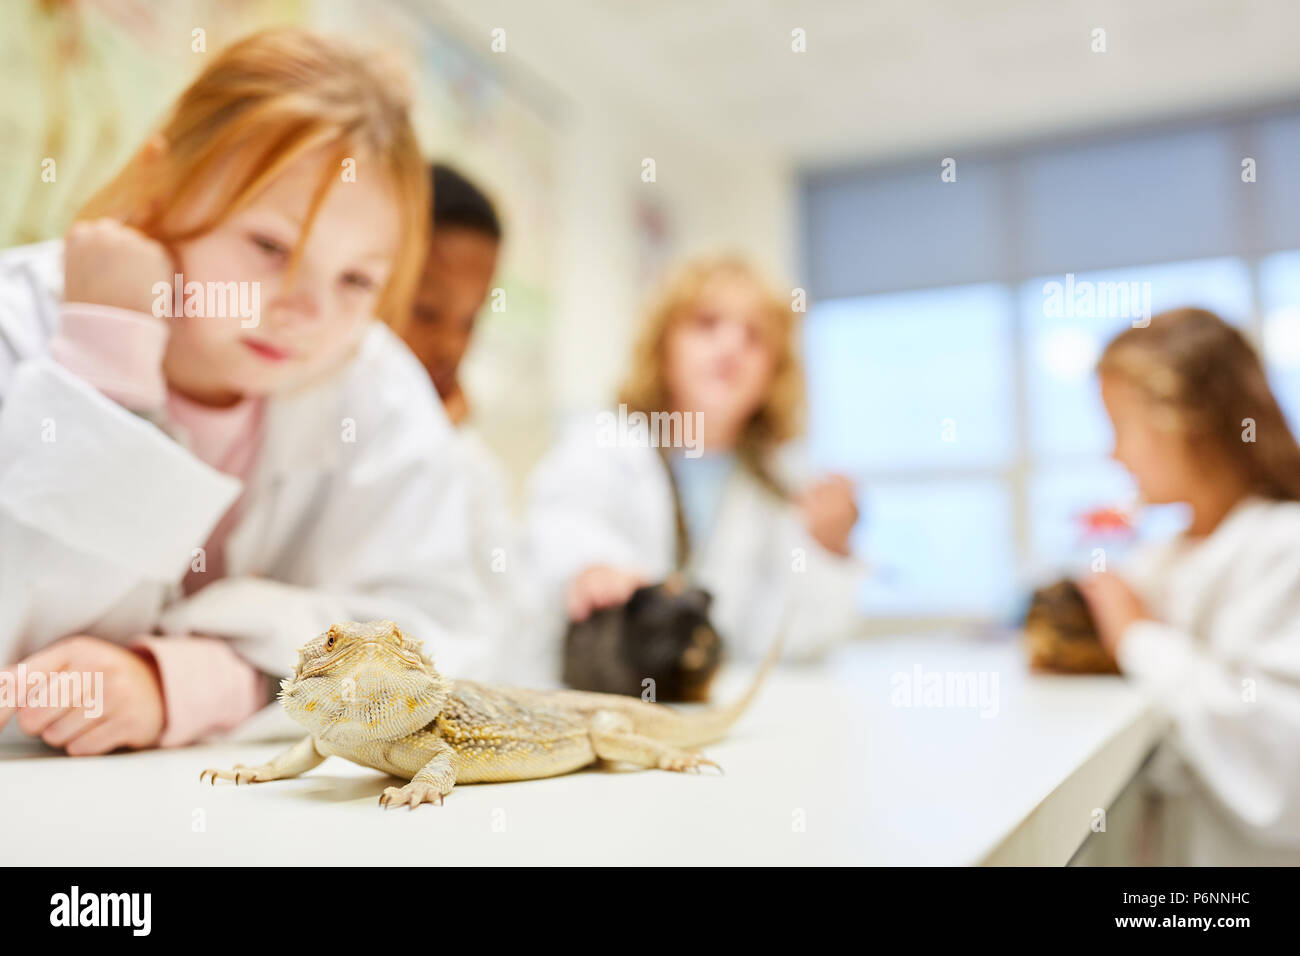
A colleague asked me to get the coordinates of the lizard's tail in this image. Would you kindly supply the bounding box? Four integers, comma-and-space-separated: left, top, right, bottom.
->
653, 622, 787, 749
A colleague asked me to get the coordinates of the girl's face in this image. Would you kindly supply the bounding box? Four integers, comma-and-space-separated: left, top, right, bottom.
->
1099, 372, 1200, 504
162, 146, 401, 405
663, 271, 778, 445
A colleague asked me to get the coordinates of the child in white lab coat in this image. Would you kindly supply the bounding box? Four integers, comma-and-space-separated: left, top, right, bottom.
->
0, 29, 497, 753
527, 255, 865, 675
399, 163, 518, 658
401, 164, 503, 429
1079, 307, 1300, 864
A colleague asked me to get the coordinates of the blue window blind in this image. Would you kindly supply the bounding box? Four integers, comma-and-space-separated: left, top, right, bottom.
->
1256, 114, 1300, 252
1018, 127, 1241, 276
802, 160, 1008, 298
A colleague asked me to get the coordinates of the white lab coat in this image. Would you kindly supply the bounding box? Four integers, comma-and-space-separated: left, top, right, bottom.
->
452, 424, 537, 679
1116, 495, 1300, 864
523, 416, 867, 677
0, 240, 501, 740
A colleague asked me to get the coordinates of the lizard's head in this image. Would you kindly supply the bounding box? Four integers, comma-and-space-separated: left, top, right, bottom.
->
279, 621, 450, 744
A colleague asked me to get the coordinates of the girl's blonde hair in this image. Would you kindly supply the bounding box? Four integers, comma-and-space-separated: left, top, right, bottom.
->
618, 255, 805, 490
77, 27, 429, 329
1098, 307, 1300, 501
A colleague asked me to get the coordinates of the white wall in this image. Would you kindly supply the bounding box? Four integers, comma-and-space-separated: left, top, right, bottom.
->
546, 101, 795, 418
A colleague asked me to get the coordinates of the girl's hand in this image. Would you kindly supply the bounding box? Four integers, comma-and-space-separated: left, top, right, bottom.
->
565, 565, 646, 622
796, 474, 859, 557
0, 636, 165, 755
63, 218, 175, 316
1076, 572, 1150, 658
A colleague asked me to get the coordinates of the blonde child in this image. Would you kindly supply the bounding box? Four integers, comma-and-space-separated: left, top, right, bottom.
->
526, 255, 865, 671
0, 29, 497, 752
1079, 307, 1300, 864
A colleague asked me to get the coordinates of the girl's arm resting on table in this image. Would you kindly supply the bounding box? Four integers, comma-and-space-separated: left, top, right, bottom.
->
0, 353, 255, 749
0, 631, 265, 753
0, 272, 261, 749
1116, 550, 1300, 844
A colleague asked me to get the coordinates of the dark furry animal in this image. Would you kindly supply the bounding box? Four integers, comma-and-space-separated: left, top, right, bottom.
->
563, 577, 723, 702
1023, 578, 1119, 674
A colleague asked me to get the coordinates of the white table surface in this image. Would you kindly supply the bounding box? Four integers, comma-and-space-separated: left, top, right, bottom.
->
1, 635, 1163, 866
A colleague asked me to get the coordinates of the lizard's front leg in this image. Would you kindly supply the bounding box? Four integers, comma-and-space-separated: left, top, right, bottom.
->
380, 740, 456, 809
200, 735, 325, 785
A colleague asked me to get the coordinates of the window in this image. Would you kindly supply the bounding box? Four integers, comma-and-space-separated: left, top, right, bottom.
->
854, 478, 1016, 618
805, 253, 1295, 622
806, 261, 1284, 620
799, 110, 1300, 626
1260, 250, 1300, 431
803, 284, 1017, 618
804, 284, 1014, 473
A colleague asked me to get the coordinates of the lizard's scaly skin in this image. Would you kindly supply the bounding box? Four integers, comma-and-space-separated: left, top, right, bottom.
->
200, 620, 781, 807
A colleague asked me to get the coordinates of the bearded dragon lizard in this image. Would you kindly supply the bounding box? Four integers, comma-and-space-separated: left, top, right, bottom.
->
200, 620, 782, 808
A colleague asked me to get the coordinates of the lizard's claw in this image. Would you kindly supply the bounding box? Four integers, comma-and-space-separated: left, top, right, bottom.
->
380, 781, 445, 810
199, 764, 264, 786
657, 750, 723, 775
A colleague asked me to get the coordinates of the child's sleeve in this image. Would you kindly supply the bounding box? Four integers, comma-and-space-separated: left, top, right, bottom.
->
130, 635, 270, 747
741, 503, 868, 662
48, 302, 168, 411
1117, 533, 1300, 845
738, 447, 867, 661
524, 422, 657, 603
